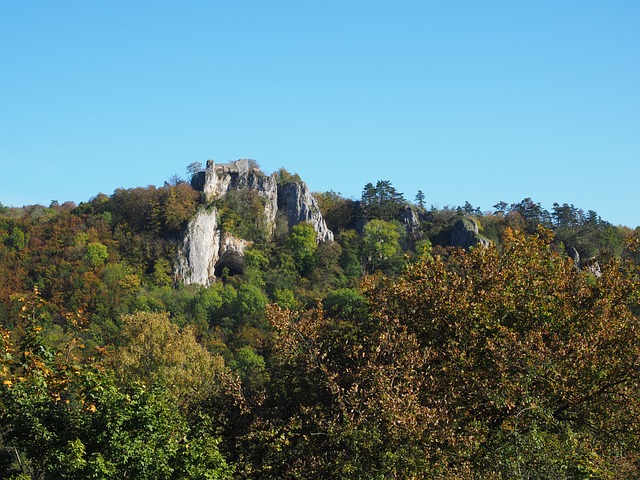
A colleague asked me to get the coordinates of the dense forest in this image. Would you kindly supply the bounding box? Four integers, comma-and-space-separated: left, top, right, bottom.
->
2, 160, 640, 479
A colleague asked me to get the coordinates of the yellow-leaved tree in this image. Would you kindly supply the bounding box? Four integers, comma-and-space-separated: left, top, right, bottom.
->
255, 227, 640, 479
110, 311, 243, 412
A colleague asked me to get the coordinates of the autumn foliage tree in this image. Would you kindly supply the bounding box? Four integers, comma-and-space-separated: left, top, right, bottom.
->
372, 227, 640, 477
0, 294, 234, 479
109, 311, 242, 412
260, 228, 640, 478
110, 182, 198, 235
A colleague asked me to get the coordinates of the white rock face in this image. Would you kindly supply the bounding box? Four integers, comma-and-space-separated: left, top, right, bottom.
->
175, 208, 220, 287
250, 173, 278, 237
203, 159, 279, 236
277, 182, 334, 242
176, 159, 335, 286
401, 206, 422, 239
203, 159, 251, 199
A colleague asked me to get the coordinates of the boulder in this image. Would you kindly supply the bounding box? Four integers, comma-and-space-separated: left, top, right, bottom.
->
450, 217, 489, 250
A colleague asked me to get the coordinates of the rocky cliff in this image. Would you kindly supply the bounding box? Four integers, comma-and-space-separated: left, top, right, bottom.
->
175, 159, 334, 286
278, 182, 334, 242
203, 159, 279, 234
175, 208, 220, 286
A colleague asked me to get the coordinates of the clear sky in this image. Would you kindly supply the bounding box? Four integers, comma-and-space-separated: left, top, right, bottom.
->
1, 1, 639, 226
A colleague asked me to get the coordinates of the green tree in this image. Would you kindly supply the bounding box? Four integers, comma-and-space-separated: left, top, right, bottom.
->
368, 227, 640, 477
493, 200, 509, 215
7, 227, 28, 251
259, 228, 640, 478
272, 288, 297, 310
414, 190, 426, 210
459, 200, 482, 216
217, 189, 268, 242
287, 223, 318, 273
231, 346, 267, 392
361, 219, 404, 273
110, 311, 241, 410
275, 168, 301, 185
110, 186, 160, 233
234, 284, 268, 326
323, 288, 368, 320
552, 202, 582, 228
1, 302, 234, 479
186, 161, 204, 178
159, 182, 199, 233
314, 191, 357, 233
361, 180, 405, 221
338, 229, 363, 280
412, 238, 432, 262
510, 197, 551, 233
85, 241, 109, 268
151, 258, 173, 287
242, 247, 269, 288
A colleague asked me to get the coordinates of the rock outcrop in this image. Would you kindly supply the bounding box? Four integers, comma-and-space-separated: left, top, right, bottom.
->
450, 217, 490, 250
175, 159, 334, 286
585, 258, 602, 278
566, 246, 580, 269
277, 182, 334, 242
215, 233, 252, 277
203, 159, 279, 233
400, 206, 422, 240
565, 245, 602, 278
175, 208, 220, 286
203, 159, 252, 199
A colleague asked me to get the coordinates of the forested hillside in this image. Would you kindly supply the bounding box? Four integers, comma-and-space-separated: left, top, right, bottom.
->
2, 160, 640, 478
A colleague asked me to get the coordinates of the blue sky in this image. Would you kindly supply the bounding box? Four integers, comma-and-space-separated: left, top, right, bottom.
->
1, 1, 639, 226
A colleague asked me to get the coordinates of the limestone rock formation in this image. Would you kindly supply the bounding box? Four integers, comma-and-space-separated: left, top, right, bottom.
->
175, 209, 219, 287
215, 233, 252, 277
400, 206, 422, 240
175, 211, 254, 287
277, 182, 334, 242
203, 159, 279, 233
566, 246, 580, 269
585, 258, 602, 278
565, 245, 602, 278
203, 159, 252, 199
175, 159, 334, 286
449, 217, 489, 250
